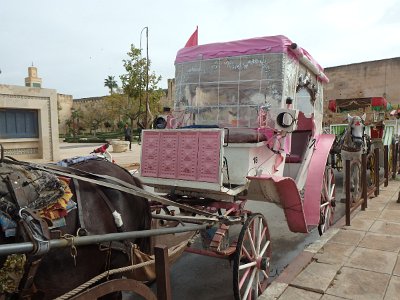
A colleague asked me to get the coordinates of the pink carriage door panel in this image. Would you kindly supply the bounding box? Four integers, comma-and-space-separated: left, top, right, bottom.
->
177, 131, 199, 180
141, 131, 161, 177
158, 132, 179, 178
197, 131, 221, 183
246, 175, 308, 233
303, 134, 335, 226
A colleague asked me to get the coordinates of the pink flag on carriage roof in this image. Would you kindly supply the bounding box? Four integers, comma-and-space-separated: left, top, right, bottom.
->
184, 26, 198, 47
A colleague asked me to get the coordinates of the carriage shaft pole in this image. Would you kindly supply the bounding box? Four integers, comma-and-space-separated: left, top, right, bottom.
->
384, 145, 389, 187
155, 245, 172, 300
361, 153, 368, 210
0, 224, 208, 256
374, 147, 380, 196
390, 143, 398, 179
345, 159, 351, 226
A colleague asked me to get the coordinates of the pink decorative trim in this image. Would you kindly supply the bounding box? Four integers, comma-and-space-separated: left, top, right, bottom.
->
303, 134, 335, 225
140, 131, 161, 177
158, 132, 179, 178
176, 35, 292, 63
141, 130, 221, 183
246, 175, 308, 233
177, 132, 198, 180
175, 35, 326, 80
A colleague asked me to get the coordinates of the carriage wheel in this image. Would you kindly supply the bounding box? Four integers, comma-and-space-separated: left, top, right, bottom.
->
350, 160, 362, 202
233, 213, 271, 300
318, 166, 336, 235
71, 279, 157, 300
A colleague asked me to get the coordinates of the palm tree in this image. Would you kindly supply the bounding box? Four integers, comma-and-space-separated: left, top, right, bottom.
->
104, 75, 118, 94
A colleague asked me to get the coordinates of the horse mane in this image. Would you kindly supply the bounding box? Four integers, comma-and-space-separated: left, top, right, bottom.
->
343, 125, 354, 148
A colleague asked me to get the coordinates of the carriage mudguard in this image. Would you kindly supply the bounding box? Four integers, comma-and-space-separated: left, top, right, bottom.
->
246, 134, 335, 233
246, 175, 308, 233
303, 134, 335, 226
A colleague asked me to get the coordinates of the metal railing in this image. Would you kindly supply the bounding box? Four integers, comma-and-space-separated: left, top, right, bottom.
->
345, 144, 396, 226
0, 224, 209, 300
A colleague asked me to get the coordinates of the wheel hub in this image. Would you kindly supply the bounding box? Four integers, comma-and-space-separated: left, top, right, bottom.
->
257, 257, 269, 271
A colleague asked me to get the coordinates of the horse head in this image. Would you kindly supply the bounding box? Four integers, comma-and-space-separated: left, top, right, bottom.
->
344, 113, 366, 151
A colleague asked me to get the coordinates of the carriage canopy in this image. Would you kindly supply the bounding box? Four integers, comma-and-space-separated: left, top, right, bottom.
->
173, 35, 327, 128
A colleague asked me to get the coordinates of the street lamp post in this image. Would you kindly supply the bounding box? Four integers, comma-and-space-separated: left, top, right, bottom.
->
140, 26, 149, 128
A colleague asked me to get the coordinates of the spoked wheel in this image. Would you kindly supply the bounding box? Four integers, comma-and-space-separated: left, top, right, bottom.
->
318, 166, 336, 235
350, 160, 362, 202
233, 213, 271, 300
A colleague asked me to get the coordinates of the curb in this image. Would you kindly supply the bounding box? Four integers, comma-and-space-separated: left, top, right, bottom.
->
260, 181, 400, 299
259, 212, 348, 299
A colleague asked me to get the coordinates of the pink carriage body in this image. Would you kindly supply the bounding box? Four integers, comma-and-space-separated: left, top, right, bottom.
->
140, 35, 334, 233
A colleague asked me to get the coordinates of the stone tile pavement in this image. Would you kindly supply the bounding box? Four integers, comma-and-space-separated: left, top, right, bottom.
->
259, 179, 400, 300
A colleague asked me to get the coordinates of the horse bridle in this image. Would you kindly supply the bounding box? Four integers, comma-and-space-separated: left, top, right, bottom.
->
349, 117, 366, 151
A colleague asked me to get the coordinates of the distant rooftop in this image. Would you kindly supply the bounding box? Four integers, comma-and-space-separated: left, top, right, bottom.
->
73, 96, 105, 102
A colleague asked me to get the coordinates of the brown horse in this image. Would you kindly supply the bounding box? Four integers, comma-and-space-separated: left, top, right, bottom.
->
0, 158, 152, 299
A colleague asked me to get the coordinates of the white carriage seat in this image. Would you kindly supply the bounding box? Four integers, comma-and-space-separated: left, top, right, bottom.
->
285, 112, 313, 163
285, 131, 312, 163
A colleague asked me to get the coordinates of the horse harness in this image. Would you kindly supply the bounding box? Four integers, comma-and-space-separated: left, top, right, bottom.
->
1, 165, 58, 298
0, 159, 219, 298
0, 161, 132, 298
341, 118, 367, 153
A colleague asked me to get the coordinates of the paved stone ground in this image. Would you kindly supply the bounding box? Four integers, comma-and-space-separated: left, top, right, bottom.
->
259, 179, 400, 300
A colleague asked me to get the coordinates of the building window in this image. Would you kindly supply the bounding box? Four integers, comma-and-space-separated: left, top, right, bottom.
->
0, 109, 39, 138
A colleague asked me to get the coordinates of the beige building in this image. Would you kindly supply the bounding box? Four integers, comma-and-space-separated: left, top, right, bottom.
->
0, 67, 60, 161
0, 85, 60, 161
25, 66, 42, 88
58, 93, 73, 135
323, 57, 400, 125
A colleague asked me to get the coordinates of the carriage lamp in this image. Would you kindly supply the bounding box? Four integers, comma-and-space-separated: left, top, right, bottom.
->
277, 111, 295, 129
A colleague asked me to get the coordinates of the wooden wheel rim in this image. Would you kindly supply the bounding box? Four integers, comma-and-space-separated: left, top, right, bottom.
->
319, 166, 336, 235
233, 214, 271, 300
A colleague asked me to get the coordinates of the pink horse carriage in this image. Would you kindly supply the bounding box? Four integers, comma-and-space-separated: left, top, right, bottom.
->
139, 35, 335, 299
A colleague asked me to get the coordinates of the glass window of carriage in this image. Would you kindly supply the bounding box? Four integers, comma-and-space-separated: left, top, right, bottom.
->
295, 87, 314, 116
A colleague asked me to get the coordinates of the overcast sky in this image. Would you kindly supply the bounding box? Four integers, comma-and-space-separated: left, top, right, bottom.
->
1, 0, 399, 99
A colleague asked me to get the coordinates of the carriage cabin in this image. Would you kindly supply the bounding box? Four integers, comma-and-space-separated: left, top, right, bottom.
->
140, 35, 330, 201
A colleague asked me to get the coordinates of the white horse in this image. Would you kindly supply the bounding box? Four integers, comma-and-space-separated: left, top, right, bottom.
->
340, 113, 367, 201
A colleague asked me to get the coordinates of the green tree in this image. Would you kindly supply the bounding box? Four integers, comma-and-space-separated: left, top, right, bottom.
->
70, 109, 83, 137
104, 75, 118, 94
80, 101, 109, 135
103, 94, 127, 130
120, 44, 163, 128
